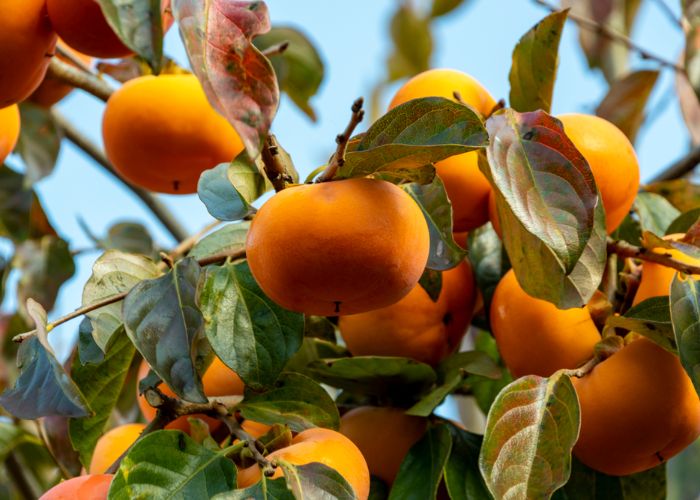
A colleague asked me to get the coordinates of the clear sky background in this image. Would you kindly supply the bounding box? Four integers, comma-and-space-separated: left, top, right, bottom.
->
5, 1, 690, 348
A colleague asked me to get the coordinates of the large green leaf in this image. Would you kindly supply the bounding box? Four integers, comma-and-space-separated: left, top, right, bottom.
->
238, 372, 339, 432
190, 222, 250, 260
69, 328, 136, 468
277, 461, 356, 500
123, 257, 207, 403
82, 250, 159, 351
483, 109, 606, 308
402, 176, 466, 270
0, 421, 42, 462
479, 371, 580, 499
509, 10, 567, 113
389, 424, 452, 500
213, 477, 293, 499
606, 296, 676, 353
671, 274, 700, 396
468, 330, 514, 415
108, 430, 237, 499
336, 97, 487, 181
199, 261, 303, 391
667, 209, 700, 235
634, 192, 680, 237
102, 222, 155, 256
16, 102, 62, 185
444, 423, 490, 500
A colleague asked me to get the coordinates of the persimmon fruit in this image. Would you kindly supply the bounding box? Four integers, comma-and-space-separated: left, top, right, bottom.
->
338, 261, 476, 365
246, 177, 430, 316
39, 474, 113, 500
102, 74, 244, 194
89, 423, 145, 474
0, 105, 21, 165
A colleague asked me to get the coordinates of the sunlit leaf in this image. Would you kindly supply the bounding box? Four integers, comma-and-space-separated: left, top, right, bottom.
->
444, 423, 490, 500
0, 421, 42, 462
212, 476, 293, 499
606, 297, 676, 353
190, 222, 250, 260
671, 274, 700, 396
645, 179, 700, 213
468, 222, 509, 314
102, 222, 154, 255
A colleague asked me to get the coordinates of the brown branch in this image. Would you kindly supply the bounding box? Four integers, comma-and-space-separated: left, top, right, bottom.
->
55, 44, 95, 75
52, 111, 189, 242
316, 98, 365, 182
646, 144, 700, 182
607, 238, 700, 275
46, 57, 114, 102
261, 134, 293, 192
533, 0, 685, 73
262, 41, 289, 58
563, 356, 599, 378
221, 415, 275, 476
165, 220, 222, 263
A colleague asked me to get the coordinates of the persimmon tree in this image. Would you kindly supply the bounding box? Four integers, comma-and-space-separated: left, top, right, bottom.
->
0, 0, 700, 499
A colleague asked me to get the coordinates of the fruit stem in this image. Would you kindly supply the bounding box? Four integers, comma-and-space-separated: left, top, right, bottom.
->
261, 41, 290, 58
261, 134, 293, 191
563, 356, 599, 378
46, 57, 114, 102
316, 97, 365, 182
607, 238, 700, 275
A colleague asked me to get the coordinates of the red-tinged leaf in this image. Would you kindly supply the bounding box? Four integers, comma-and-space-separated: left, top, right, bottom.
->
173, 0, 279, 158
677, 70, 700, 145
683, 1, 700, 101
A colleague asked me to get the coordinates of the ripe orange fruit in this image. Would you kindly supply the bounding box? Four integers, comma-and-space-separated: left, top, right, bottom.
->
89, 423, 145, 474
0, 105, 21, 164
102, 75, 244, 194
137, 357, 245, 433
490, 270, 601, 377
633, 234, 700, 306
246, 178, 430, 316
237, 428, 370, 500
573, 338, 700, 475
557, 114, 639, 234
338, 261, 476, 365
339, 406, 427, 485
39, 474, 113, 499
389, 69, 496, 232
30, 41, 92, 107
0, 0, 57, 107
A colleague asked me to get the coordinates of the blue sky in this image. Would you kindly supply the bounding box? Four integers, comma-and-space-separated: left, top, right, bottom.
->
4, 0, 690, 344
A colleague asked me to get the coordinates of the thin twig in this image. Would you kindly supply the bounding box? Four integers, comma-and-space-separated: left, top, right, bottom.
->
261, 135, 292, 192
52, 111, 189, 242
222, 415, 276, 476
165, 220, 222, 263
563, 356, 599, 378
316, 98, 365, 182
262, 41, 290, 58
54, 44, 95, 75
646, 144, 700, 182
46, 57, 114, 102
533, 0, 685, 73
607, 238, 700, 274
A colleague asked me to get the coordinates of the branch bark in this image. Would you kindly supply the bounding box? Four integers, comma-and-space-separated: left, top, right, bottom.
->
46, 57, 114, 102
261, 134, 293, 192
316, 98, 365, 182
607, 238, 700, 275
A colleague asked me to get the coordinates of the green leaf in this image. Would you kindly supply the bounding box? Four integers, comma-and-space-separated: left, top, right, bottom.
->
77, 318, 105, 364
123, 257, 207, 403
277, 461, 356, 500
369, 476, 390, 500
667, 208, 700, 235
418, 268, 442, 302
645, 179, 700, 213
16, 102, 62, 185
212, 477, 293, 499
387, 5, 432, 81
671, 274, 700, 396
284, 337, 349, 374
173, 0, 279, 158
483, 109, 606, 309
444, 423, 490, 500
97, 0, 164, 73
108, 430, 237, 499
69, 328, 136, 468
198, 156, 268, 221
253, 26, 324, 121
0, 300, 90, 419
467, 223, 509, 314
0, 422, 42, 462
684, 1, 700, 102
389, 424, 452, 500
102, 222, 154, 255
0, 165, 55, 243
238, 372, 339, 432
634, 192, 680, 237
336, 97, 487, 182
468, 331, 514, 415
430, 0, 466, 18
306, 356, 436, 397
479, 371, 580, 499
606, 296, 676, 353
190, 222, 250, 260
303, 316, 337, 342
82, 250, 159, 351
509, 10, 567, 113
199, 261, 303, 390
402, 176, 467, 270
595, 70, 659, 143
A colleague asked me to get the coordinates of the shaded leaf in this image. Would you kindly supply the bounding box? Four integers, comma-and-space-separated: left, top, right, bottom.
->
444, 423, 490, 500
190, 222, 250, 260
16, 102, 62, 185
606, 296, 676, 353
0, 165, 55, 242
103, 222, 154, 255
509, 10, 567, 113
468, 223, 509, 314
277, 460, 356, 500
387, 5, 432, 82
199, 261, 304, 391
123, 257, 207, 403
645, 179, 700, 213
173, 0, 279, 157
595, 70, 659, 143
668, 208, 700, 235
402, 176, 467, 270
634, 192, 680, 237
284, 337, 349, 375
676, 71, 700, 145
108, 430, 237, 499
431, 0, 466, 17
671, 274, 700, 396
418, 268, 442, 302
479, 371, 580, 499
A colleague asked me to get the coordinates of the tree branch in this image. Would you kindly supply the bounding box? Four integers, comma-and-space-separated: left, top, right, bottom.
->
607, 238, 700, 275
52, 111, 189, 242
261, 135, 293, 192
646, 144, 700, 182
261, 41, 289, 58
221, 415, 275, 476
563, 356, 599, 378
316, 98, 365, 183
533, 0, 685, 73
46, 57, 114, 102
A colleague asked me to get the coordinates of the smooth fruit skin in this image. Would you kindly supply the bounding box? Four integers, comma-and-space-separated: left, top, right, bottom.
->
338, 261, 476, 365
137, 357, 245, 432
246, 178, 430, 316
102, 75, 244, 194
573, 338, 700, 476
490, 270, 601, 378
0, 105, 21, 164
39, 474, 113, 499
389, 69, 496, 232
0, 0, 57, 107
88, 423, 145, 474
339, 406, 427, 485
30, 42, 92, 107
238, 428, 370, 500
632, 234, 700, 306
557, 114, 639, 234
